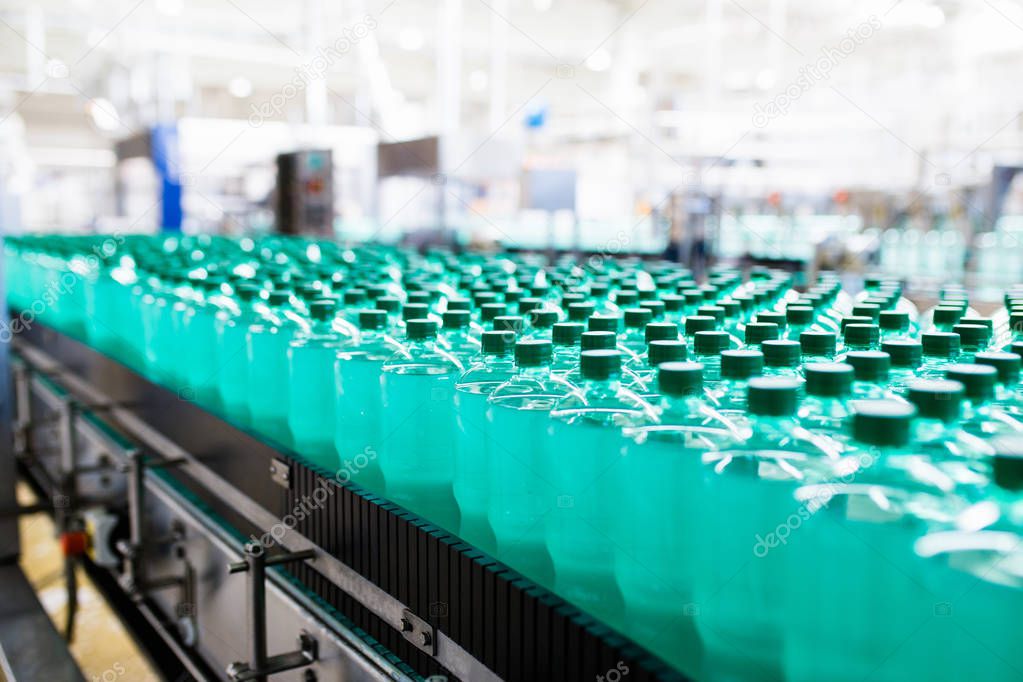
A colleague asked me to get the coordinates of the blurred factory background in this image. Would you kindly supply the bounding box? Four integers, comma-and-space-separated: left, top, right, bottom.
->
3, 0, 1023, 292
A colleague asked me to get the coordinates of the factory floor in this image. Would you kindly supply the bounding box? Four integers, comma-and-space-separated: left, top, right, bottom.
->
16, 482, 159, 681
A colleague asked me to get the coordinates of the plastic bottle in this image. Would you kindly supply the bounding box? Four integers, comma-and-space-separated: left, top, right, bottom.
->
215, 283, 264, 422
761, 339, 802, 381
710, 349, 764, 418
380, 319, 464, 531
798, 363, 854, 436
841, 323, 880, 355
451, 330, 517, 552
439, 309, 481, 364
551, 322, 584, 374
287, 299, 345, 469
975, 351, 1022, 415
945, 364, 1023, 436
920, 332, 961, 379
692, 331, 731, 383
546, 350, 656, 623
246, 289, 301, 444
799, 330, 837, 365
952, 323, 991, 362
845, 350, 892, 399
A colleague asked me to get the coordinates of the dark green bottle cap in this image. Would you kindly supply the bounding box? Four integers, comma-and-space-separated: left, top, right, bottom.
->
786, 306, 814, 325
402, 302, 430, 321
952, 323, 991, 348
581, 331, 616, 351
309, 299, 336, 321
481, 330, 513, 354
648, 340, 687, 366
530, 309, 559, 329
945, 363, 997, 402
733, 295, 755, 313
804, 362, 854, 397
1013, 341, 1023, 358
406, 290, 431, 304
587, 315, 621, 333
762, 339, 801, 367
879, 310, 909, 332
745, 322, 780, 345
840, 315, 873, 331
991, 436, 1023, 491
932, 306, 962, 327
845, 350, 891, 382
375, 296, 400, 313
682, 289, 704, 307
473, 290, 499, 305
517, 297, 543, 314
697, 305, 725, 324
566, 302, 595, 321
756, 311, 787, 328
343, 289, 367, 306
624, 308, 653, 329
852, 400, 915, 447
694, 331, 730, 355
851, 304, 880, 322
297, 283, 322, 301
267, 289, 292, 306
442, 310, 470, 329
640, 300, 666, 318
580, 349, 622, 381
906, 379, 964, 422
235, 283, 263, 301
922, 332, 960, 357
720, 349, 764, 379
881, 339, 923, 367
959, 316, 993, 330
685, 315, 716, 335
658, 361, 703, 397
615, 290, 639, 307
645, 322, 679, 343
405, 318, 437, 340
552, 322, 584, 346
359, 309, 387, 330
446, 298, 472, 311
974, 351, 1022, 385
800, 330, 837, 356
481, 303, 509, 322
589, 282, 610, 298
844, 323, 880, 348
660, 294, 684, 312
1009, 312, 1023, 335
747, 377, 800, 416
718, 300, 740, 318
515, 339, 553, 367
494, 315, 525, 334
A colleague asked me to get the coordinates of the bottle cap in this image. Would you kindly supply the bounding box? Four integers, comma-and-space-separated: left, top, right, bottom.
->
881, 339, 923, 367
851, 303, 881, 322
685, 315, 716, 335
786, 306, 814, 325
645, 322, 679, 343
840, 315, 873, 331
640, 300, 666, 318
1009, 312, 1023, 335
530, 309, 559, 329
747, 377, 800, 416
267, 289, 291, 306
906, 379, 964, 422
406, 290, 431, 304
446, 298, 472, 311
991, 436, 1023, 491
959, 316, 993, 330
359, 309, 387, 330
922, 332, 960, 357
614, 290, 639, 307
624, 308, 653, 329
718, 300, 740, 318
879, 310, 909, 332
648, 340, 687, 366
442, 310, 470, 329
844, 323, 880, 347
697, 305, 725, 324
804, 362, 854, 397
974, 351, 1022, 385
694, 330, 730, 355
481, 330, 513, 354
845, 351, 891, 382
493, 315, 525, 334
720, 349, 765, 379
405, 318, 438, 340
945, 363, 997, 402
235, 283, 263, 301
552, 322, 584, 346
660, 294, 684, 312
402, 302, 429, 321
581, 331, 616, 351
762, 339, 801, 367
580, 350, 622, 381
343, 289, 366, 305
932, 306, 962, 327
952, 323, 991, 348
515, 339, 553, 367
480, 302, 508, 322
588, 315, 623, 333
744, 322, 780, 345
657, 361, 703, 397
567, 301, 596, 321
518, 297, 544, 314
375, 296, 400, 313
756, 311, 787, 328
852, 400, 915, 447
800, 330, 837, 356
309, 299, 336, 321
682, 289, 704, 307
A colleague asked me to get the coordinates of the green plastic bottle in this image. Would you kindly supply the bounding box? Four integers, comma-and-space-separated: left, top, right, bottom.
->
247, 289, 301, 445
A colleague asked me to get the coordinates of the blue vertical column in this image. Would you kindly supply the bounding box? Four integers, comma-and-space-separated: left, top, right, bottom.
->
151, 123, 183, 233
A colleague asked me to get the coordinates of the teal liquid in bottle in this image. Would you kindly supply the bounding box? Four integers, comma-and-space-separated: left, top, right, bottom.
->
287, 299, 345, 470
380, 318, 464, 532
247, 289, 300, 445
451, 330, 517, 553
334, 309, 401, 493
216, 283, 264, 422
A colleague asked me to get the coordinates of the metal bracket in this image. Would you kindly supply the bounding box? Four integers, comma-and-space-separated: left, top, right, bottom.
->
269, 458, 291, 490
400, 607, 437, 656
227, 544, 318, 682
